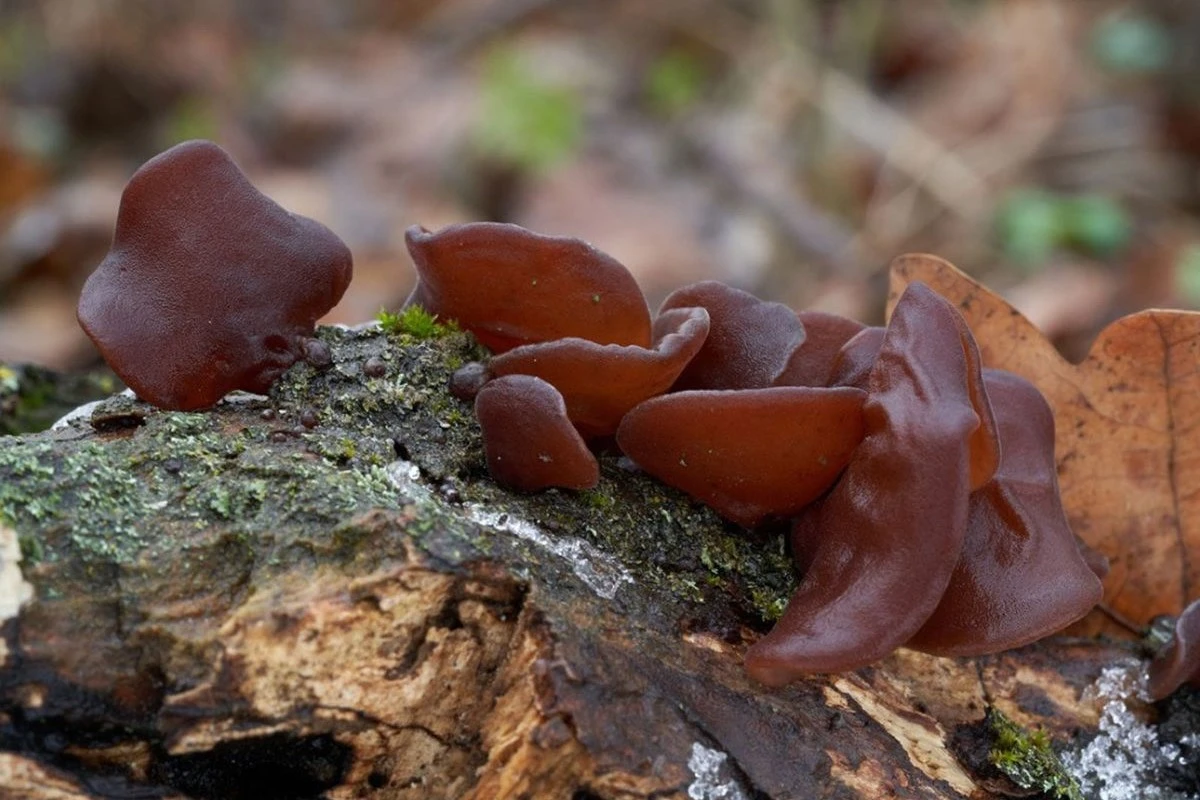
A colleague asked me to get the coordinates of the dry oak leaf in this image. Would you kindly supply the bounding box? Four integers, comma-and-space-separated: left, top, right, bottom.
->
889, 254, 1200, 633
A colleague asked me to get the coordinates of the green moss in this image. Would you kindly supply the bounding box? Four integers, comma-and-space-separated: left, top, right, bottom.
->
988, 709, 1082, 800
748, 586, 788, 622
0, 321, 797, 643
580, 489, 615, 511
378, 305, 460, 340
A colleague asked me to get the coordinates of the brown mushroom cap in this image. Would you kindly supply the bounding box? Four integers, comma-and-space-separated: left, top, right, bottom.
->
827, 326, 884, 390
489, 306, 711, 438
1148, 599, 1200, 700
829, 320, 997, 491
77, 140, 353, 411
774, 311, 866, 388
615, 385, 867, 528
906, 369, 1103, 656
744, 283, 990, 684
474, 375, 599, 492
658, 281, 806, 391
404, 222, 652, 354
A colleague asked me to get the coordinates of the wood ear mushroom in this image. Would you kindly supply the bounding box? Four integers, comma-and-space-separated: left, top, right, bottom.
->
77, 140, 353, 410
394, 229, 1106, 684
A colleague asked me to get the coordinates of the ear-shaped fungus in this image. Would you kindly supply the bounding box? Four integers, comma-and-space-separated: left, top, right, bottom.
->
774, 311, 866, 388
906, 369, 1103, 656
77, 140, 353, 410
405, 222, 652, 353
827, 326, 885, 390
1147, 599, 1200, 701
474, 375, 599, 492
489, 307, 710, 438
659, 281, 807, 390
616, 386, 867, 528
744, 283, 995, 685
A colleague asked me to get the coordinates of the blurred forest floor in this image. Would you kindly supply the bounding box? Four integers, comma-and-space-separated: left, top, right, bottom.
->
3, 0, 1200, 374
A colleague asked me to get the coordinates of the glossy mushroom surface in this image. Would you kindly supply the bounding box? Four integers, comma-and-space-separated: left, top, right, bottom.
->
827, 326, 884, 390
774, 311, 866, 388
907, 369, 1104, 656
659, 281, 806, 391
744, 283, 990, 684
77, 140, 353, 410
474, 375, 599, 492
616, 385, 866, 528
489, 306, 711, 438
405, 222, 652, 354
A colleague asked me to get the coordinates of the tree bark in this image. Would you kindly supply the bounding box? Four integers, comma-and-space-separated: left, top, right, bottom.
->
0, 326, 1134, 799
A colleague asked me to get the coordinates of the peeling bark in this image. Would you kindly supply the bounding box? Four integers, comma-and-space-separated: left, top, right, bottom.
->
0, 326, 1138, 798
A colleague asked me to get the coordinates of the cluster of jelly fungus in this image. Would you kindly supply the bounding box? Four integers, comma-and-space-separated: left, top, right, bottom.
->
398, 223, 1104, 682
77, 140, 353, 410
743, 283, 1102, 686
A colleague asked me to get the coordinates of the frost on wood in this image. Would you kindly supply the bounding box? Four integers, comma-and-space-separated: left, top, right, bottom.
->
1063, 664, 1200, 800
687, 742, 748, 800
467, 506, 633, 600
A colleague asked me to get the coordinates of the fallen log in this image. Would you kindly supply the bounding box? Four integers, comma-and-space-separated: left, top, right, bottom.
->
0, 322, 1140, 798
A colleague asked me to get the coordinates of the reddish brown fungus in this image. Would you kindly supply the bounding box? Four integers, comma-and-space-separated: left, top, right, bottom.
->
449, 361, 492, 401
744, 283, 990, 684
659, 281, 806, 391
1148, 599, 1200, 701
615, 385, 866, 528
948, 307, 1001, 491
489, 306, 710, 438
77, 139, 352, 410
906, 369, 1103, 656
474, 375, 599, 492
774, 311, 866, 388
404, 222, 651, 354
827, 326, 884, 390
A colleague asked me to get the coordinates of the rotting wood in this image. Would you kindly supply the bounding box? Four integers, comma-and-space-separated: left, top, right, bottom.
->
0, 325, 1142, 798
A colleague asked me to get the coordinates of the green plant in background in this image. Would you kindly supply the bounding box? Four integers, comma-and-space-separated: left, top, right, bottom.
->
162, 94, 219, 149
472, 45, 583, 173
645, 49, 707, 117
995, 189, 1063, 266
1061, 194, 1131, 257
995, 188, 1131, 267
1174, 244, 1200, 308
1091, 11, 1171, 76
0, 18, 38, 82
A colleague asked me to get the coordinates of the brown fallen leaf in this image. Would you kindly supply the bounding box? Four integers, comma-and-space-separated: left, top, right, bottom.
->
889, 253, 1200, 635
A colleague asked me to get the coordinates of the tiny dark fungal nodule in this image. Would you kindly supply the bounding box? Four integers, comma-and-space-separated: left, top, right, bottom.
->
362, 356, 387, 378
